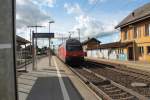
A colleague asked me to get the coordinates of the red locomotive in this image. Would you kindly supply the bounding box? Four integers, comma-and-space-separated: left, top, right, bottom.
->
58, 38, 86, 65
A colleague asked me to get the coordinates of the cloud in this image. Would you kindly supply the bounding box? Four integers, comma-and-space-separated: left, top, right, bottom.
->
88, 0, 106, 5
63, 2, 118, 39
32, 0, 56, 8
64, 3, 83, 15
16, 0, 52, 39
73, 14, 118, 38
17, 0, 26, 5
45, 0, 56, 7
16, 0, 51, 26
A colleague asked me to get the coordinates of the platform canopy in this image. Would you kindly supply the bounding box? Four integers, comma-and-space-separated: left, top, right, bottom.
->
16, 35, 31, 45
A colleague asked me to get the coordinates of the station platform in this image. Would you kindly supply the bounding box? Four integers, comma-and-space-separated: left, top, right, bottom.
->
17, 56, 100, 100
86, 57, 150, 72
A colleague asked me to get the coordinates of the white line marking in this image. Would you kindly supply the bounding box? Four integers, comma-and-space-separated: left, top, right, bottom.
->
0, 43, 11, 49
53, 57, 70, 100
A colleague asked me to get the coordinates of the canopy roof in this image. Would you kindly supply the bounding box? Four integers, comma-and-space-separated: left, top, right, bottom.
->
16, 35, 30, 45
99, 41, 133, 49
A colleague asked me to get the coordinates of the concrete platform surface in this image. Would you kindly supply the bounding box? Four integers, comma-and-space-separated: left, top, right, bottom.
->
17, 56, 100, 100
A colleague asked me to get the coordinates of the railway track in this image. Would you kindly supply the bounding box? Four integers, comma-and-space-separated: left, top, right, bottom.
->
57, 56, 150, 99
86, 60, 150, 81
83, 61, 150, 98
71, 67, 148, 100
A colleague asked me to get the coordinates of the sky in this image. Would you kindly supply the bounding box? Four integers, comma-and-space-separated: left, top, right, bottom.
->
16, 0, 150, 47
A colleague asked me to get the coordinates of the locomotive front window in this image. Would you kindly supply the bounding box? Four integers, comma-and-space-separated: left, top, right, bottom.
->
67, 45, 82, 51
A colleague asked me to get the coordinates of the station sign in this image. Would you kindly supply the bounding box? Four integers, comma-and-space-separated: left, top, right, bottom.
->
33, 33, 54, 38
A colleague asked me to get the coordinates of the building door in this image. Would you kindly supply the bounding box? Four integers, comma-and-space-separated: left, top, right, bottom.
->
128, 47, 133, 60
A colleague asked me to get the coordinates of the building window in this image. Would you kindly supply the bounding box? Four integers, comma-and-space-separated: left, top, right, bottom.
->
136, 26, 141, 38
145, 24, 150, 36
148, 24, 150, 36
134, 27, 137, 38
147, 46, 150, 54
138, 46, 144, 55
124, 30, 128, 40
145, 24, 148, 36
138, 27, 141, 38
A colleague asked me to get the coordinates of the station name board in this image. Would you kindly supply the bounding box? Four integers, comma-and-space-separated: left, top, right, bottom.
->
33, 33, 54, 38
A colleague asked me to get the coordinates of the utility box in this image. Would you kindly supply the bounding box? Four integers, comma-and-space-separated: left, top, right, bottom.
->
0, 0, 17, 100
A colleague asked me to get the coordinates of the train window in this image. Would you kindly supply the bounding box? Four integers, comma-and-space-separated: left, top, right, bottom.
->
67, 45, 82, 51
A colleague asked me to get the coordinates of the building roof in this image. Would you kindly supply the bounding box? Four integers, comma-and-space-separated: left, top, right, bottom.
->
115, 3, 150, 28
16, 35, 30, 45
82, 38, 101, 45
98, 41, 133, 49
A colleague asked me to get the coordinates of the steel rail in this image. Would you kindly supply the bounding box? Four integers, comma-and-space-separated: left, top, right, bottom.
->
69, 67, 113, 100
87, 60, 150, 81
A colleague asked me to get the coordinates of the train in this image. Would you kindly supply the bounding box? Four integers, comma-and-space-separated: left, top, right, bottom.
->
58, 38, 86, 65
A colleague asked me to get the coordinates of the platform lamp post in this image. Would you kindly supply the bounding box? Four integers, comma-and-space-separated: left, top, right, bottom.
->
26, 27, 32, 55
48, 20, 55, 66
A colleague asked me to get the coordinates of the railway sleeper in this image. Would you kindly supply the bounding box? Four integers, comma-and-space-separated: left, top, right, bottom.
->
100, 84, 113, 88
92, 80, 111, 86
115, 96, 137, 100
110, 92, 127, 97
100, 86, 138, 100
103, 86, 117, 90
105, 89, 122, 93
110, 93, 134, 99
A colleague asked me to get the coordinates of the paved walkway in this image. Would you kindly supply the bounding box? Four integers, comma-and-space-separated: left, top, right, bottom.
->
86, 57, 150, 72
17, 56, 100, 100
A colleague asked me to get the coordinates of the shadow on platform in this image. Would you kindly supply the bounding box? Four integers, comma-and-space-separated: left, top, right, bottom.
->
26, 76, 83, 100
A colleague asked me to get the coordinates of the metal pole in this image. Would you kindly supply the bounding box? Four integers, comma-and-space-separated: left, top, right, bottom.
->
77, 28, 80, 42
48, 21, 54, 66
30, 28, 32, 54
35, 27, 38, 69
49, 23, 51, 66
25, 44, 27, 72
32, 31, 35, 70
133, 40, 136, 62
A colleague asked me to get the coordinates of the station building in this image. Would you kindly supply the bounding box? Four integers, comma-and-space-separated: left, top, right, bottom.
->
115, 3, 150, 62
84, 3, 150, 63
82, 38, 101, 57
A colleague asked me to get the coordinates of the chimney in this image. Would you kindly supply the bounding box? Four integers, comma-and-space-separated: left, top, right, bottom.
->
132, 12, 135, 17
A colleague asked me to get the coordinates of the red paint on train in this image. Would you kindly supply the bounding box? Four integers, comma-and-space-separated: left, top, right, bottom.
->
58, 39, 86, 64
